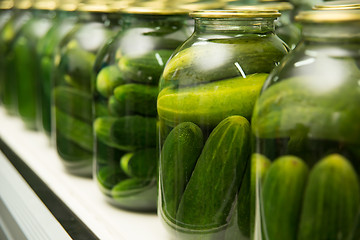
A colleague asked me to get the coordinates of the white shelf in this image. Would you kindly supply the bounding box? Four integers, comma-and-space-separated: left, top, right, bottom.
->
0, 108, 168, 240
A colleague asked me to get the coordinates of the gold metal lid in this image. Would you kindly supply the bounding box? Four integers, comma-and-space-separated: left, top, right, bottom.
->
179, 1, 225, 11
0, 0, 14, 9
122, 6, 190, 15
313, 0, 360, 10
226, 2, 293, 11
33, 0, 57, 10
14, 0, 31, 9
77, 0, 127, 13
189, 9, 281, 18
296, 9, 360, 22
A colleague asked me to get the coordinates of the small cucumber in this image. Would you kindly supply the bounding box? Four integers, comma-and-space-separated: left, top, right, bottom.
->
55, 107, 93, 152
120, 148, 157, 179
97, 166, 128, 191
53, 86, 92, 123
108, 96, 126, 116
161, 37, 287, 87
297, 154, 360, 240
176, 116, 250, 230
96, 65, 126, 97
160, 122, 204, 221
113, 83, 158, 117
56, 132, 92, 162
158, 73, 268, 128
94, 117, 125, 150
237, 153, 271, 238
118, 49, 174, 85
262, 155, 309, 240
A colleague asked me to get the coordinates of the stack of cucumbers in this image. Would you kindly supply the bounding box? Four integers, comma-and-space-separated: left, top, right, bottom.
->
157, 37, 288, 239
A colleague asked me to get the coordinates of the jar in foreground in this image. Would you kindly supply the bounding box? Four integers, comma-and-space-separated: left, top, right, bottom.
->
52, 1, 121, 176
0, 0, 32, 115
251, 10, 360, 240
157, 10, 288, 239
36, 0, 79, 137
93, 7, 189, 212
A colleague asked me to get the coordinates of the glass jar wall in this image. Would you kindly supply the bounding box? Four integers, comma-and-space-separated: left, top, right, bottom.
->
0, 0, 32, 115
251, 10, 360, 240
157, 10, 288, 239
93, 7, 189, 212
52, 1, 121, 176
36, 0, 79, 137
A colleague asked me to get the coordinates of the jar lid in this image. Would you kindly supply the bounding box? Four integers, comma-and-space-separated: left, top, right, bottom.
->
189, 9, 281, 18
33, 0, 57, 10
226, 2, 293, 11
122, 6, 190, 15
313, 0, 360, 10
77, 0, 127, 12
179, 1, 225, 10
296, 9, 360, 22
0, 0, 13, 9
14, 0, 31, 9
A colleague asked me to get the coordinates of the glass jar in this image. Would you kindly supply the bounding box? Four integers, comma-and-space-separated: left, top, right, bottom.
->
226, 1, 301, 49
0, 0, 13, 30
36, 0, 79, 137
52, 1, 122, 176
313, 0, 360, 10
251, 10, 360, 240
0, 0, 32, 115
11, 0, 55, 130
93, 7, 189, 212
157, 10, 288, 239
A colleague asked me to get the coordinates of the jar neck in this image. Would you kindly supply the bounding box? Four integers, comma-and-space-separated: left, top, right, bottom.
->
121, 13, 187, 30
193, 17, 276, 35
277, 10, 292, 27
78, 11, 121, 26
302, 22, 360, 43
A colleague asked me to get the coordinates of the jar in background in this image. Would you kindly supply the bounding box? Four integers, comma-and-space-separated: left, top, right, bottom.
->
251, 10, 360, 240
313, 0, 360, 10
12, 0, 56, 130
0, 0, 13, 30
52, 0, 122, 176
226, 1, 301, 49
93, 7, 189, 212
36, 0, 79, 137
0, 0, 32, 115
157, 10, 288, 239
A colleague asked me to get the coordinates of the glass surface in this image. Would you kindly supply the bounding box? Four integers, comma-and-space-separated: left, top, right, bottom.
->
157, 15, 288, 239
251, 20, 360, 240
93, 12, 189, 211
52, 11, 119, 176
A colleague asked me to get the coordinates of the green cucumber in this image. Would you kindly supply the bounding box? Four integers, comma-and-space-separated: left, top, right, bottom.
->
53, 86, 92, 123
95, 101, 110, 117
97, 166, 128, 191
55, 107, 93, 152
94, 117, 124, 149
297, 154, 360, 240
158, 73, 268, 128
160, 122, 204, 221
176, 116, 250, 230
108, 96, 126, 116
113, 83, 158, 117
161, 37, 287, 87
262, 155, 309, 240
111, 115, 157, 151
118, 49, 174, 85
120, 148, 157, 179
96, 65, 126, 97
56, 132, 92, 162
237, 153, 271, 238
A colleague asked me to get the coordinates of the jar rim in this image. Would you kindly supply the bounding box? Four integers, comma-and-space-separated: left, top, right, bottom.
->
121, 7, 190, 15
313, 0, 360, 10
189, 9, 281, 18
226, 2, 293, 11
33, 0, 57, 10
296, 10, 360, 23
0, 0, 13, 9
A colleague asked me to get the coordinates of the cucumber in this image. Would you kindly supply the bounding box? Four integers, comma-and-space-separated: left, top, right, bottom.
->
108, 96, 126, 116
161, 37, 287, 87
97, 166, 128, 191
96, 138, 126, 166
111, 178, 154, 196
176, 116, 250, 230
94, 117, 125, 149
262, 155, 309, 240
60, 47, 96, 92
113, 83, 158, 117
95, 101, 110, 117
237, 153, 271, 238
160, 122, 204, 221
53, 86, 92, 123
297, 154, 360, 240
96, 65, 126, 97
158, 73, 268, 128
111, 115, 157, 151
252, 73, 360, 143
55, 107, 93, 152
56, 132, 92, 162
120, 148, 157, 179
118, 49, 174, 85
